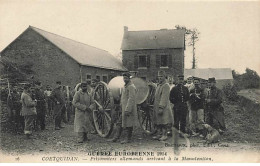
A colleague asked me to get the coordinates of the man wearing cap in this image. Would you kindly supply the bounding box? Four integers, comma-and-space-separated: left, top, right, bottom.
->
153, 71, 173, 141
21, 84, 37, 139
120, 72, 138, 143
44, 85, 53, 116
35, 81, 47, 130
50, 81, 66, 130
205, 77, 226, 132
72, 81, 95, 143
170, 75, 190, 136
189, 78, 205, 136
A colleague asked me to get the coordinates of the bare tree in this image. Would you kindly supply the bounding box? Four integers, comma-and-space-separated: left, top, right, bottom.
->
175, 25, 200, 69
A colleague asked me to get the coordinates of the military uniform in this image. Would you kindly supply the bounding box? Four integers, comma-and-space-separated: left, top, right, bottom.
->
21, 90, 37, 137
189, 85, 205, 133
50, 85, 66, 129
205, 86, 226, 130
170, 83, 190, 133
35, 87, 47, 130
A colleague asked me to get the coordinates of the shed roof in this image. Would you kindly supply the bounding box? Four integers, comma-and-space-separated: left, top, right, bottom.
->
30, 26, 126, 71
121, 29, 185, 50
184, 68, 233, 80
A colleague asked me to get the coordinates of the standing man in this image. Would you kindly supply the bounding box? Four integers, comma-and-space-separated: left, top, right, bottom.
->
21, 84, 37, 139
205, 77, 226, 133
72, 81, 95, 143
170, 75, 190, 136
120, 72, 138, 144
50, 81, 66, 130
185, 75, 194, 135
153, 71, 173, 141
35, 81, 47, 130
189, 78, 205, 136
44, 85, 53, 116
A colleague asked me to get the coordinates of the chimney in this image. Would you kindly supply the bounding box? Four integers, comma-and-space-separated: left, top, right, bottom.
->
124, 26, 128, 32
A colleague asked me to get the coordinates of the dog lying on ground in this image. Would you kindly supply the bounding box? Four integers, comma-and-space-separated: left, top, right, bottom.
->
202, 124, 220, 143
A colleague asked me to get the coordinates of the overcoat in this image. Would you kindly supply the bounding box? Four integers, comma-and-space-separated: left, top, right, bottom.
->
205, 86, 225, 129
153, 81, 173, 125
72, 89, 95, 133
21, 91, 37, 116
121, 81, 138, 128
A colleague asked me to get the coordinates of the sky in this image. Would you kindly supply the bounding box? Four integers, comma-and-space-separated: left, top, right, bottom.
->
0, 0, 260, 74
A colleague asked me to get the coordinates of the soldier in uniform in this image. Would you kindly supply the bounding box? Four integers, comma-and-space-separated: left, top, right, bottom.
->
189, 78, 205, 136
170, 75, 190, 136
21, 84, 37, 139
50, 81, 66, 130
205, 77, 226, 133
108, 72, 138, 143
34, 81, 47, 130
153, 71, 173, 141
9, 86, 24, 133
72, 81, 95, 143
120, 72, 138, 143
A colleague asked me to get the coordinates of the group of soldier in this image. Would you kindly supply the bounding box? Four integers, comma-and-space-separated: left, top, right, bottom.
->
7, 71, 225, 144
107, 71, 226, 143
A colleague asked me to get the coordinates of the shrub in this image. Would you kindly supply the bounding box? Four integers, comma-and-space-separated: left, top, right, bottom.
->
223, 83, 239, 101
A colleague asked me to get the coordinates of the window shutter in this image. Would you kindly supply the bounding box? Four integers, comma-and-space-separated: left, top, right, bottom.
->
168, 54, 172, 68
156, 55, 160, 68
134, 55, 138, 69
147, 55, 150, 68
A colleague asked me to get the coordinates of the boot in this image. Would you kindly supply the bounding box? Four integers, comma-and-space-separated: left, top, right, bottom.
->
107, 125, 122, 142
121, 127, 133, 144
159, 128, 168, 141
77, 132, 84, 143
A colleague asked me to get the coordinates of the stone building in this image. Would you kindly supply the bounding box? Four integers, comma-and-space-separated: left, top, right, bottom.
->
121, 26, 186, 81
0, 26, 127, 88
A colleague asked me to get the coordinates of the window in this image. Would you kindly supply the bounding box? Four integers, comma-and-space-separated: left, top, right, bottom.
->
96, 75, 100, 81
86, 74, 91, 80
160, 55, 168, 67
141, 77, 146, 80
138, 55, 147, 68
102, 75, 108, 83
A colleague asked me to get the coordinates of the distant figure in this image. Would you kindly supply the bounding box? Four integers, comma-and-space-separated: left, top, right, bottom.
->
34, 81, 47, 130
205, 77, 226, 133
170, 75, 190, 137
44, 85, 53, 116
72, 81, 95, 143
153, 71, 173, 141
21, 84, 37, 139
50, 81, 66, 130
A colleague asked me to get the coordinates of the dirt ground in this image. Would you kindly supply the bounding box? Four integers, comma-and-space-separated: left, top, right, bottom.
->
0, 94, 260, 162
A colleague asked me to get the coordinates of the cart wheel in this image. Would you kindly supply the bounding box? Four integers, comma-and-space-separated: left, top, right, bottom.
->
138, 83, 157, 135
93, 81, 114, 138
138, 105, 156, 135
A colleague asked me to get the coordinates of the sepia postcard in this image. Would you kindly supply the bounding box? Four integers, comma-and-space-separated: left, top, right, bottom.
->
0, 0, 259, 163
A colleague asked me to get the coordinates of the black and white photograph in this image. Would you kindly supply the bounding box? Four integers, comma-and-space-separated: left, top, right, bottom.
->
0, 0, 259, 163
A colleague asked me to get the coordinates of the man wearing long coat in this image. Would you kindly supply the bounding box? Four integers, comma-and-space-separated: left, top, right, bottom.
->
21, 84, 37, 139
50, 81, 66, 130
120, 72, 138, 143
153, 70, 173, 141
72, 81, 95, 143
205, 77, 226, 132
170, 75, 190, 136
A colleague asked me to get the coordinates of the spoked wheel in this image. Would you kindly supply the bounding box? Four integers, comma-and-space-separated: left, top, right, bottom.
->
93, 81, 114, 138
138, 83, 157, 135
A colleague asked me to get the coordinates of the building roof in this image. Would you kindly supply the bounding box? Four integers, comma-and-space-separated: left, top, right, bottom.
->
121, 28, 185, 50
29, 26, 126, 71
184, 68, 233, 80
